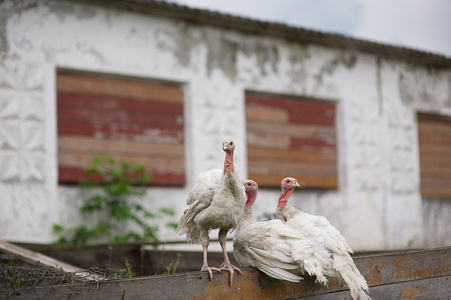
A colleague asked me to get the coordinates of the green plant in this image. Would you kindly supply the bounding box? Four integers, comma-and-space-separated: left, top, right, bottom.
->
160, 251, 182, 275
113, 257, 135, 279
54, 154, 175, 244
11, 279, 21, 289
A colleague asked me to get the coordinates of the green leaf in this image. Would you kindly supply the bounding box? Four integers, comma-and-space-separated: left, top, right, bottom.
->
166, 222, 179, 230
136, 175, 151, 185
92, 156, 102, 165
56, 237, 69, 244
120, 161, 129, 172
159, 207, 175, 216
111, 206, 132, 220
106, 155, 115, 165
81, 195, 105, 212
81, 180, 100, 188
72, 226, 91, 244
111, 169, 123, 181
105, 183, 130, 196
143, 211, 156, 218
53, 224, 64, 233
85, 167, 99, 175
90, 224, 109, 237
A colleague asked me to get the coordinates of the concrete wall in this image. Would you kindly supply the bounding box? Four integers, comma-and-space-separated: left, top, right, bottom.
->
1, 0, 450, 250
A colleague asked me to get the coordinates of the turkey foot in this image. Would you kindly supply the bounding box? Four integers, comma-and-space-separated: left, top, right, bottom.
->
201, 243, 221, 281
219, 261, 242, 285
218, 228, 242, 285
201, 264, 221, 281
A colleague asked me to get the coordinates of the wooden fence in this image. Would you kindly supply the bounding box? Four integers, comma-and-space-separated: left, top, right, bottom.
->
1, 246, 449, 299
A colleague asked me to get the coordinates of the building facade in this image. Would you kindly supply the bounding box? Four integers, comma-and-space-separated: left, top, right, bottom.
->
1, 0, 450, 251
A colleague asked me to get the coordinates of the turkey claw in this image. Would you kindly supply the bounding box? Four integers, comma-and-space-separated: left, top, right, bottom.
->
220, 263, 242, 285
201, 266, 221, 281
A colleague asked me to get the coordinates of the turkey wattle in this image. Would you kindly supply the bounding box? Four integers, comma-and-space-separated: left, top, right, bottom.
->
233, 179, 328, 284
177, 139, 246, 285
276, 177, 372, 300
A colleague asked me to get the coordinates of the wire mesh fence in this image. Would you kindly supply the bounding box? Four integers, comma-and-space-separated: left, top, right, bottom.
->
0, 261, 126, 298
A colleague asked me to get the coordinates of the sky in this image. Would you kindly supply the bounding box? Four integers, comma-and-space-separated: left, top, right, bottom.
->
164, 0, 451, 58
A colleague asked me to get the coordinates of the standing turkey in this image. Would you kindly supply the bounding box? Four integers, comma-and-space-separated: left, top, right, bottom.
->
233, 179, 328, 285
177, 139, 246, 285
276, 177, 372, 300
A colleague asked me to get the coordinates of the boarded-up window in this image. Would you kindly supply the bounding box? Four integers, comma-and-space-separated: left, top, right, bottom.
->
418, 113, 451, 198
57, 70, 185, 186
246, 92, 337, 189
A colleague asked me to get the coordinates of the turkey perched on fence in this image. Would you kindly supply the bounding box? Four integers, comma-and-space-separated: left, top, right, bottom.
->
233, 179, 328, 284
177, 139, 246, 285
276, 177, 372, 300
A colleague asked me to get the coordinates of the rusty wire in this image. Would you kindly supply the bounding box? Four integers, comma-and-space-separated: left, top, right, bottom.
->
0, 261, 123, 297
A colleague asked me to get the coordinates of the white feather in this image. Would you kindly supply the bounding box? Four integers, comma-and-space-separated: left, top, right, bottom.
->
233, 212, 328, 284
177, 168, 246, 244
278, 204, 371, 300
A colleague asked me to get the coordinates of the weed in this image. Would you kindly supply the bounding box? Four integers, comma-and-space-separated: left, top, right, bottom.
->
54, 154, 175, 245
113, 258, 135, 279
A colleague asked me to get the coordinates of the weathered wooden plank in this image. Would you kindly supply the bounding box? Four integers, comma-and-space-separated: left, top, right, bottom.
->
417, 113, 451, 125
58, 107, 183, 128
247, 146, 337, 162
56, 71, 186, 186
58, 136, 184, 158
421, 169, 451, 180
420, 176, 451, 186
247, 121, 336, 139
57, 71, 184, 103
58, 152, 184, 171
291, 137, 336, 150
58, 121, 184, 141
248, 172, 338, 189
247, 132, 292, 148
302, 276, 451, 299
248, 157, 337, 172
418, 144, 451, 155
417, 113, 451, 198
420, 186, 451, 199
246, 93, 336, 115
2, 247, 449, 300
246, 105, 288, 123
289, 111, 335, 126
58, 93, 184, 114
58, 167, 186, 185
418, 119, 451, 129
245, 93, 337, 189
418, 133, 451, 145
0, 241, 100, 281
18, 243, 237, 276
420, 157, 451, 169
418, 155, 451, 165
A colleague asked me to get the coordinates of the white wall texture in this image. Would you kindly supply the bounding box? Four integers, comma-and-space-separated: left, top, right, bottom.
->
0, 0, 450, 251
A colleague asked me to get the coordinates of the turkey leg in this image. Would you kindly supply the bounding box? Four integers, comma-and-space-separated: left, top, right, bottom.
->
201, 242, 220, 280
218, 228, 242, 285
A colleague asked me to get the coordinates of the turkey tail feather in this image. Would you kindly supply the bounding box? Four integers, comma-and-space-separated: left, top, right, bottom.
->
333, 254, 371, 300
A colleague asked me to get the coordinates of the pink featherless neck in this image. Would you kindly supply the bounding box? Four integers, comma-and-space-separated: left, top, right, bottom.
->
277, 188, 294, 208
244, 190, 257, 210
223, 150, 234, 173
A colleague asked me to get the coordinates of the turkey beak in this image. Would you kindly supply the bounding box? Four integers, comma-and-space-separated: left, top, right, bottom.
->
294, 181, 302, 188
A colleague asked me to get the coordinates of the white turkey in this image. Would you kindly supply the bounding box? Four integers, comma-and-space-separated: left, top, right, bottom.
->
233, 179, 328, 285
276, 177, 372, 300
177, 139, 246, 285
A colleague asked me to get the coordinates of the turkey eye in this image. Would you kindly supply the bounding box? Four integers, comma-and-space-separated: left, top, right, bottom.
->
286, 180, 290, 183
